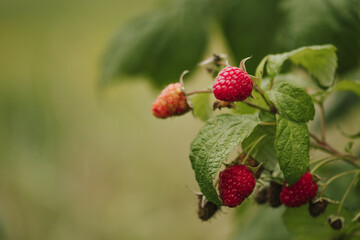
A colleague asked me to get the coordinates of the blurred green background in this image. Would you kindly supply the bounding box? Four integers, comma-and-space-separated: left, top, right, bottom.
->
0, 0, 359, 239
0, 0, 232, 239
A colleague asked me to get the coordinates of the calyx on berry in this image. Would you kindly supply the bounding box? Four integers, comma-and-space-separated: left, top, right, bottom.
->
212, 57, 254, 102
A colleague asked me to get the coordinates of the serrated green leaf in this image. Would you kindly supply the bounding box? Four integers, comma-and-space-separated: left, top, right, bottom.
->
266, 45, 337, 88
333, 80, 360, 97
189, 114, 260, 205
101, 0, 209, 88
268, 83, 315, 122
190, 93, 212, 122
275, 116, 309, 185
242, 125, 277, 170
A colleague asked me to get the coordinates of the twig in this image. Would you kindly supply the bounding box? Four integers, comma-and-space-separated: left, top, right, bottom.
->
311, 156, 339, 173
337, 173, 359, 215
186, 90, 212, 96
319, 169, 360, 197
243, 100, 272, 113
309, 133, 341, 155
254, 85, 277, 113
319, 102, 326, 141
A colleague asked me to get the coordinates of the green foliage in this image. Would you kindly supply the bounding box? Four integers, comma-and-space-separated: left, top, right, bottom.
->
101, 0, 210, 88
283, 205, 357, 240
275, 116, 309, 185
333, 80, 360, 97
216, 0, 284, 74
233, 206, 291, 240
242, 125, 278, 170
278, 0, 360, 74
268, 83, 315, 122
190, 93, 213, 121
189, 114, 260, 205
266, 45, 337, 88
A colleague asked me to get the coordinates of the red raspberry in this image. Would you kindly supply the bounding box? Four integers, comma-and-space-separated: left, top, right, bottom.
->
212, 66, 253, 102
280, 172, 318, 207
218, 165, 256, 207
152, 83, 190, 118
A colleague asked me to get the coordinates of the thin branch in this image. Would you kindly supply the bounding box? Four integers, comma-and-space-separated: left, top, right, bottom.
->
254, 85, 277, 113
319, 102, 326, 141
337, 173, 359, 215
186, 90, 212, 96
309, 133, 341, 155
319, 169, 360, 197
311, 156, 339, 173
243, 100, 272, 113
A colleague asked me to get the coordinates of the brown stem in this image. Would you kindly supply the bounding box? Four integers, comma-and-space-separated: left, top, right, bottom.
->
243, 100, 272, 113
309, 133, 341, 155
310, 141, 360, 168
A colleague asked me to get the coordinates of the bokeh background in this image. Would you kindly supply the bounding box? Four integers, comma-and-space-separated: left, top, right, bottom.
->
0, 0, 359, 239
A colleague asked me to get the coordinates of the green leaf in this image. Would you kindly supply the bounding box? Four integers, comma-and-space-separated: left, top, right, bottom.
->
266, 45, 337, 88
217, 0, 284, 74
233, 102, 257, 114
101, 0, 209, 88
333, 80, 360, 97
242, 125, 277, 171
190, 93, 212, 122
255, 56, 269, 78
189, 114, 260, 205
233, 205, 291, 240
268, 83, 315, 122
275, 116, 309, 185
283, 204, 356, 240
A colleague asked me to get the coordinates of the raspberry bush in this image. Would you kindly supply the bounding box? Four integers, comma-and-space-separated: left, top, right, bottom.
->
151, 45, 360, 238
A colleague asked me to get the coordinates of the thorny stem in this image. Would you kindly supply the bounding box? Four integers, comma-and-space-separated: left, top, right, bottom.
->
337, 173, 359, 215
186, 90, 213, 96
243, 100, 272, 113
319, 102, 326, 141
319, 169, 360, 197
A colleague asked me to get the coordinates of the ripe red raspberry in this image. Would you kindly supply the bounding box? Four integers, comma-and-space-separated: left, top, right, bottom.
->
152, 83, 190, 118
280, 172, 318, 207
212, 66, 253, 102
218, 165, 256, 207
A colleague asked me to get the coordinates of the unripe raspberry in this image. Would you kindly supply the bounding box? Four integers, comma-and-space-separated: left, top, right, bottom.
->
280, 172, 318, 207
218, 165, 256, 207
212, 66, 253, 102
152, 83, 190, 118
